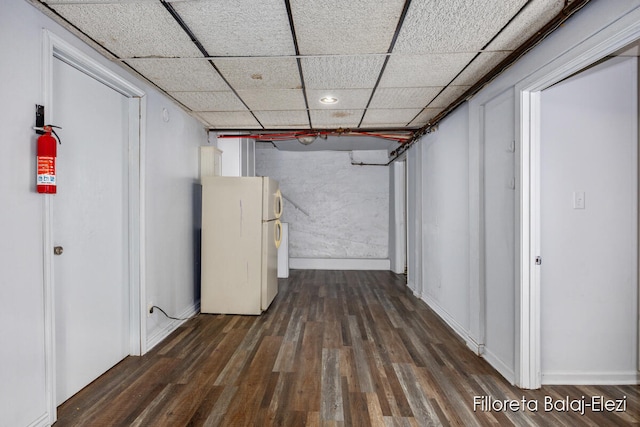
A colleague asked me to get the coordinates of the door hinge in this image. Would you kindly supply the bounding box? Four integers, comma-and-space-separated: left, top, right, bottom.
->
535, 256, 542, 265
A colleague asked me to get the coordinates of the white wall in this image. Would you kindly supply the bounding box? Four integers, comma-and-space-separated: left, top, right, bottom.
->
419, 105, 471, 337
0, 4, 49, 425
405, 0, 640, 385
144, 89, 206, 346
217, 136, 242, 176
0, 1, 205, 425
213, 135, 255, 177
216, 138, 242, 176
256, 147, 389, 270
540, 56, 638, 383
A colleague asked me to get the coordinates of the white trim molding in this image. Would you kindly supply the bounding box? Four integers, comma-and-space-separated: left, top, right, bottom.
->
289, 257, 391, 271
467, 101, 486, 358
26, 412, 50, 427
422, 294, 480, 356
483, 347, 517, 386
542, 372, 640, 386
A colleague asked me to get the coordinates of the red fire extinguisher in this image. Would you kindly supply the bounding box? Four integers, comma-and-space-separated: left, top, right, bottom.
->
36, 125, 61, 194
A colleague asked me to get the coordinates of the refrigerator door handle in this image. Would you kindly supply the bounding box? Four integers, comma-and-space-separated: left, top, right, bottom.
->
274, 189, 283, 219
274, 219, 282, 249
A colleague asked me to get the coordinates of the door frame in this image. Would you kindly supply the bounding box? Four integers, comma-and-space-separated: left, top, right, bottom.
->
406, 143, 423, 297
41, 29, 147, 423
390, 159, 407, 275
515, 12, 640, 389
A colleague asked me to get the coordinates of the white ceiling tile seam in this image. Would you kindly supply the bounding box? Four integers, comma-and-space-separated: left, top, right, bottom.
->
159, 0, 266, 129
392, 0, 592, 161
283, 0, 312, 129
402, 0, 532, 127
113, 50, 516, 61
357, 0, 413, 128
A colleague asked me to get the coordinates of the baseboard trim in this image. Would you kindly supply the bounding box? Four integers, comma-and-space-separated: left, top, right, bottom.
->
542, 371, 640, 385
289, 258, 391, 271
27, 412, 50, 427
146, 301, 200, 352
465, 336, 483, 356
482, 347, 516, 385
421, 294, 477, 353
421, 294, 518, 384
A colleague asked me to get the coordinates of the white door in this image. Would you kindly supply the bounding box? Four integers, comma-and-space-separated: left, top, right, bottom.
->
52, 57, 130, 404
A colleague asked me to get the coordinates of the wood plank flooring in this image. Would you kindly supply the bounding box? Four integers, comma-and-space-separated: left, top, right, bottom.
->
56, 270, 639, 426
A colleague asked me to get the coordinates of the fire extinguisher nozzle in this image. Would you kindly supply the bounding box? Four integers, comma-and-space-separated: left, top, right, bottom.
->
51, 129, 62, 145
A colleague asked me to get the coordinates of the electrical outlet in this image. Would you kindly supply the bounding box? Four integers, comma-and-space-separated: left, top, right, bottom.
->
147, 302, 154, 317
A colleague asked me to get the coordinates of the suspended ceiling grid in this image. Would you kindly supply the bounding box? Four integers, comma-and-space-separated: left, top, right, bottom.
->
36, 0, 567, 132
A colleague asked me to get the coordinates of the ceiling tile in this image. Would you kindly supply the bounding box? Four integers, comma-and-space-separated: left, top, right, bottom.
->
42, 0, 568, 135
196, 111, 261, 129
301, 56, 386, 89
379, 53, 476, 88
213, 58, 301, 90
427, 85, 471, 108
410, 108, 445, 127
393, 0, 528, 54
309, 109, 363, 128
49, 3, 202, 58
486, 0, 565, 51
44, 0, 157, 2
360, 109, 423, 127
172, 0, 295, 56
253, 111, 310, 129
450, 52, 511, 86
306, 89, 373, 110
126, 59, 228, 92
168, 91, 246, 112
290, 0, 406, 55
236, 89, 306, 111
368, 87, 442, 109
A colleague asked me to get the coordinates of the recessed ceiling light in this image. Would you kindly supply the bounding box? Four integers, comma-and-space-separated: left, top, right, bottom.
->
320, 96, 338, 104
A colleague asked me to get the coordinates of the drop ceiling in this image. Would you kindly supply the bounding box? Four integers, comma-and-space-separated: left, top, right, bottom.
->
33, 0, 577, 141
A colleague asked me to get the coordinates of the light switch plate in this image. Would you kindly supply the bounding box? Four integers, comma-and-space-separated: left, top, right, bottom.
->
573, 191, 585, 209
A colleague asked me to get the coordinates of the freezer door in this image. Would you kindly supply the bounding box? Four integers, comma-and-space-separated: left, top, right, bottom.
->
261, 220, 279, 310
262, 177, 282, 221
274, 219, 282, 249
201, 177, 263, 315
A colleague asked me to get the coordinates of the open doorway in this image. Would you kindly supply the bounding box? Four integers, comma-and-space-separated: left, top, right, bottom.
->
539, 53, 638, 384
517, 31, 640, 388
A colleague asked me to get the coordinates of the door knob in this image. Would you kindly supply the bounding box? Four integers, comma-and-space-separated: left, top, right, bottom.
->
54, 246, 64, 255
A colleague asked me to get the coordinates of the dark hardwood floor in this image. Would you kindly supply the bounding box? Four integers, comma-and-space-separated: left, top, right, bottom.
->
56, 270, 639, 426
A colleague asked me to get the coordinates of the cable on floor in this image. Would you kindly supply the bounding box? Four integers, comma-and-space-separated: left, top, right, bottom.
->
150, 305, 191, 321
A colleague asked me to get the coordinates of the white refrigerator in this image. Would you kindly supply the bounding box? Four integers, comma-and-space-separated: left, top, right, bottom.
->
200, 176, 282, 315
